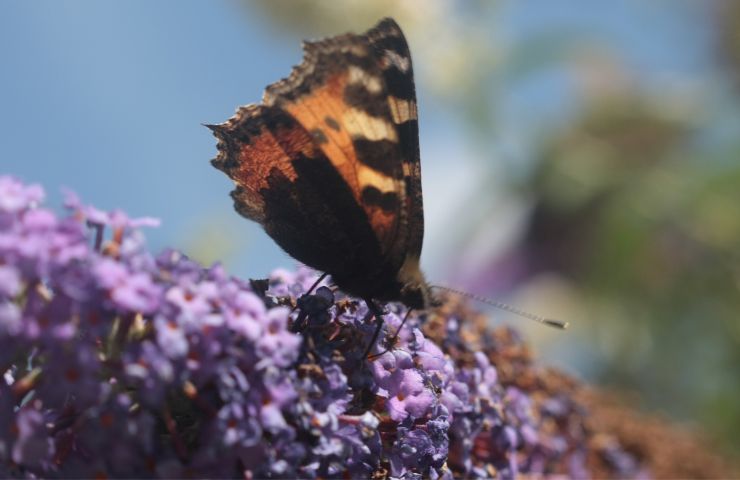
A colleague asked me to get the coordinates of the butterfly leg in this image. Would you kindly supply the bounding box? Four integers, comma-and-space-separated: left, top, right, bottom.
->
367, 308, 413, 360
362, 299, 387, 359
304, 272, 329, 296
291, 272, 329, 313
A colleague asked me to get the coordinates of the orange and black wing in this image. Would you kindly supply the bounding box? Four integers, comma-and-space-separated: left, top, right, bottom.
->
364, 18, 424, 262
210, 104, 382, 283
210, 18, 423, 297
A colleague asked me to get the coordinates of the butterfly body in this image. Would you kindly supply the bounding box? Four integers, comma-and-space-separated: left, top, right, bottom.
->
210, 18, 433, 310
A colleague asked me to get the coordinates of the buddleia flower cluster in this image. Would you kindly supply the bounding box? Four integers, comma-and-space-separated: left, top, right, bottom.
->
0, 175, 646, 478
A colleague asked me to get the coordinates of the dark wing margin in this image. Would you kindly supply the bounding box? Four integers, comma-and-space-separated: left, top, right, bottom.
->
365, 18, 425, 260
208, 105, 278, 224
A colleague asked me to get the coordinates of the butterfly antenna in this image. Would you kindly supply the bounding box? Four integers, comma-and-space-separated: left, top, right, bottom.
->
430, 285, 569, 330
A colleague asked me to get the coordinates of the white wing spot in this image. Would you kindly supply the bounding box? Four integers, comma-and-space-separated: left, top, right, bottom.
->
348, 65, 383, 94
382, 50, 410, 73
342, 108, 398, 142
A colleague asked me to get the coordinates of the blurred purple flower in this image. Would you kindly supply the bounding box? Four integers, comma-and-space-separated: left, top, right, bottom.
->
164, 281, 216, 327
124, 340, 176, 407
0, 302, 22, 337
223, 290, 264, 340
36, 343, 102, 409
11, 408, 54, 470
0, 176, 44, 213
93, 258, 161, 314
63, 189, 160, 231
154, 315, 189, 358
255, 307, 301, 368
217, 402, 262, 447
0, 265, 21, 298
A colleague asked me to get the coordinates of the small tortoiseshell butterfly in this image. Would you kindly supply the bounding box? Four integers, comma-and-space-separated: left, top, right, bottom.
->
209, 18, 433, 311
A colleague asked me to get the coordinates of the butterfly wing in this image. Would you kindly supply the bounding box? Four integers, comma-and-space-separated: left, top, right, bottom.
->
211, 18, 424, 300
210, 103, 382, 282
365, 18, 424, 262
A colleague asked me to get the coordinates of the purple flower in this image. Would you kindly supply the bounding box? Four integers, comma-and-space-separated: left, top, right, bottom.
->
164, 281, 216, 326
64, 189, 160, 231
371, 348, 414, 395
154, 315, 189, 358
255, 307, 301, 368
215, 361, 251, 403
0, 302, 22, 337
36, 343, 102, 408
0, 178, 653, 478
223, 290, 264, 341
0, 176, 44, 213
0, 265, 21, 298
412, 328, 449, 372
0, 207, 88, 281
11, 407, 54, 470
263, 366, 298, 408
61, 393, 158, 478
217, 402, 262, 447
386, 368, 436, 421
93, 257, 162, 313
390, 425, 448, 477
260, 401, 290, 433
123, 340, 177, 407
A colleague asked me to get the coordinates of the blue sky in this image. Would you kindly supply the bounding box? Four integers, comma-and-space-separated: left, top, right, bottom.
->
0, 1, 289, 274
0, 1, 713, 282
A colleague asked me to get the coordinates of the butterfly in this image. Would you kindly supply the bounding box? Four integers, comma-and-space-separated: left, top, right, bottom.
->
209, 18, 434, 320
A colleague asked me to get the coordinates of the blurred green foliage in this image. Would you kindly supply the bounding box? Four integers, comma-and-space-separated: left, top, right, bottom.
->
527, 93, 740, 453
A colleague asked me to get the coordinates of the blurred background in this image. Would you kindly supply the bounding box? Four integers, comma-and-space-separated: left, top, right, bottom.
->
1, 0, 738, 459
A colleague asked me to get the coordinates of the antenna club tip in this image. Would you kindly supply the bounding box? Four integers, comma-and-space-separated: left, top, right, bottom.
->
544, 319, 569, 330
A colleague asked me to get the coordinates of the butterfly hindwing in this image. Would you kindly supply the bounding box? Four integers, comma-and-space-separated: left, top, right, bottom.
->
210, 104, 386, 281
